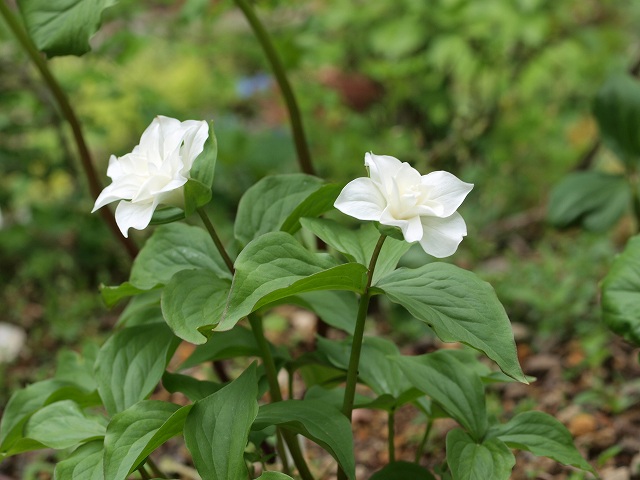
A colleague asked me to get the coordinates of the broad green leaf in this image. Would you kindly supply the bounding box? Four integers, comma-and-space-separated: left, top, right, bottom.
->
184, 364, 259, 480
162, 372, 222, 401
289, 290, 358, 334
0, 379, 70, 453
190, 122, 218, 188
394, 351, 488, 439
161, 269, 231, 344
130, 223, 230, 290
488, 411, 595, 473
219, 232, 367, 331
370, 461, 436, 480
24, 400, 106, 449
446, 429, 515, 480
256, 473, 294, 480
54, 346, 98, 392
149, 207, 185, 225
300, 218, 410, 284
54, 440, 103, 480
116, 290, 163, 327
95, 323, 180, 416
304, 385, 385, 411
317, 336, 412, 399
377, 263, 526, 383
594, 74, 640, 165
280, 183, 343, 234
602, 235, 640, 346
101, 282, 161, 308
104, 400, 190, 480
17, 0, 116, 57
252, 399, 355, 479
179, 325, 264, 369
234, 174, 323, 245
184, 179, 213, 217
547, 171, 630, 232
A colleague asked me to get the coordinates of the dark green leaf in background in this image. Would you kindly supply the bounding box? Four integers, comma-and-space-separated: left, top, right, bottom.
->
370, 461, 436, 480
446, 429, 515, 480
547, 171, 630, 232
602, 235, 640, 346
280, 183, 343, 234
17, 0, 116, 57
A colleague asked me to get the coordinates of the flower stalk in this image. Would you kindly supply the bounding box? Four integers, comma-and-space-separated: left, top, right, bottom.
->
0, 1, 138, 259
233, 0, 315, 176
197, 208, 236, 274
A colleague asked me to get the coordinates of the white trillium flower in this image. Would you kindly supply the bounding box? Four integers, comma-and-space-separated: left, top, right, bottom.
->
334, 152, 474, 258
92, 116, 209, 237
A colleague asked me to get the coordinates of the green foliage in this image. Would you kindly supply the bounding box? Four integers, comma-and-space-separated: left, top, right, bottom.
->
53, 440, 104, 480
446, 429, 515, 480
601, 235, 640, 345
370, 461, 436, 480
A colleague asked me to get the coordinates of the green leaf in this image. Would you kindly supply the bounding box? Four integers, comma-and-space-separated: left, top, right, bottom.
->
446, 429, 515, 480
593, 74, 640, 165
602, 235, 640, 346
394, 351, 488, 439
162, 372, 222, 401
0, 379, 70, 454
219, 232, 368, 331
179, 325, 264, 369
24, 400, 106, 449
104, 400, 191, 480
17, 0, 116, 57
370, 461, 436, 480
488, 411, 595, 473
256, 473, 294, 480
280, 183, 343, 234
117, 290, 163, 327
300, 218, 410, 284
54, 346, 98, 392
190, 122, 218, 188
54, 440, 103, 480
130, 223, 231, 290
149, 207, 185, 225
161, 269, 231, 344
252, 399, 355, 479
184, 364, 259, 480
317, 337, 412, 399
95, 323, 180, 416
101, 282, 162, 308
184, 179, 213, 217
547, 171, 630, 232
288, 290, 358, 334
234, 174, 323, 245
377, 263, 526, 382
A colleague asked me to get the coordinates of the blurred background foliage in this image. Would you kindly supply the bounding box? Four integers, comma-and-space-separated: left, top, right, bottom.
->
1, 0, 640, 405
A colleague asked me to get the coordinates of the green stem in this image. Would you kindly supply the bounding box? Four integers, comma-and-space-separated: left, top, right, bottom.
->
414, 417, 432, 463
0, 2, 138, 260
337, 234, 386, 480
146, 457, 166, 479
249, 314, 314, 480
388, 409, 396, 463
197, 207, 236, 273
234, 0, 315, 176
137, 464, 152, 480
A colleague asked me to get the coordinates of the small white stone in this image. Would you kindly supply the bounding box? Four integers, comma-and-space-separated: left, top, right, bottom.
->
0, 323, 26, 363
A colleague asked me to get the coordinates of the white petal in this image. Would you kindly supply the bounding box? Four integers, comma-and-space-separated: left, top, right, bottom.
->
91, 180, 140, 212
364, 153, 404, 187
421, 171, 474, 217
180, 120, 209, 170
114, 199, 158, 237
418, 212, 468, 258
380, 208, 423, 242
334, 177, 386, 221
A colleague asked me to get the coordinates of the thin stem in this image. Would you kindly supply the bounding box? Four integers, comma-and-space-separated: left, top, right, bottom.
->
388, 409, 396, 463
0, 2, 138, 259
234, 0, 315, 176
249, 314, 314, 480
337, 234, 386, 480
414, 417, 433, 463
137, 464, 152, 480
197, 207, 236, 273
146, 457, 166, 479
275, 429, 292, 476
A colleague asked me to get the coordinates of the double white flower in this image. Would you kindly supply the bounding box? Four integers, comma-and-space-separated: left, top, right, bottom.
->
92, 116, 209, 237
335, 153, 473, 258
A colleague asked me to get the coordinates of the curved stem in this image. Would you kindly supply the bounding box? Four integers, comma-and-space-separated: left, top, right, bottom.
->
338, 234, 386, 480
137, 464, 152, 480
234, 0, 315, 176
146, 457, 167, 479
0, 2, 138, 259
414, 417, 432, 463
197, 207, 236, 273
